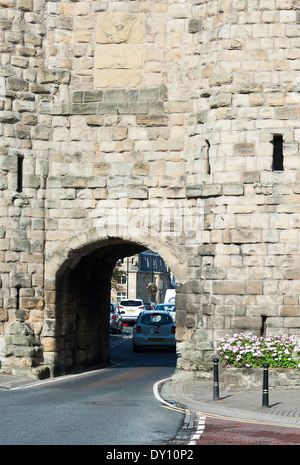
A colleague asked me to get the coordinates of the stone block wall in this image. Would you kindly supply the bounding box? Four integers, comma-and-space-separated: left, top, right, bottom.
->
0, 0, 300, 378
0, 0, 47, 375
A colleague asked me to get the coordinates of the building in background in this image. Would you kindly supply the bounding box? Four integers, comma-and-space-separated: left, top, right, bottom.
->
112, 250, 172, 305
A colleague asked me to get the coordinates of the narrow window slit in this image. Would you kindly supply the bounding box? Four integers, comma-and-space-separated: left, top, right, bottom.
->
261, 315, 267, 337
272, 135, 283, 171
17, 156, 23, 192
205, 139, 211, 175
16, 286, 21, 311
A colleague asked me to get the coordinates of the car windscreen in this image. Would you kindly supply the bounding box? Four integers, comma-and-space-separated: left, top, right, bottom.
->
140, 313, 172, 325
120, 300, 142, 307
155, 305, 175, 311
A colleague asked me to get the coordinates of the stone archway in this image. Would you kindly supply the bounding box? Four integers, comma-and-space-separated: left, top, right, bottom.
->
42, 226, 187, 376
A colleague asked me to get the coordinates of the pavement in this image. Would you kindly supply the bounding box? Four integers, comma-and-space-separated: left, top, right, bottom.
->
160, 377, 300, 428
0, 373, 41, 390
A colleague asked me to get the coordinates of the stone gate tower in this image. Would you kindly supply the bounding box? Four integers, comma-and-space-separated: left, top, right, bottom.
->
0, 0, 300, 380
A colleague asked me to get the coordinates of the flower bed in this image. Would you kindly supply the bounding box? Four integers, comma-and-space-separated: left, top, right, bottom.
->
216, 333, 300, 390
217, 333, 300, 369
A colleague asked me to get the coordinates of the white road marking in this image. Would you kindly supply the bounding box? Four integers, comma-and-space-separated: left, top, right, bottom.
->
188, 414, 207, 445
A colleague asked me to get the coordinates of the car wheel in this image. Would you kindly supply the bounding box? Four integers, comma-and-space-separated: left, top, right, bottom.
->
118, 323, 123, 334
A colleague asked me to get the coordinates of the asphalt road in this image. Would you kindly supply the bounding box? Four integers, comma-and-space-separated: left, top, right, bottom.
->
0, 326, 184, 446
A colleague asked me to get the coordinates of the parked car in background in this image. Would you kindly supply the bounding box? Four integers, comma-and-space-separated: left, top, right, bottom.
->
118, 299, 145, 325
110, 302, 123, 334
155, 303, 176, 319
132, 310, 176, 352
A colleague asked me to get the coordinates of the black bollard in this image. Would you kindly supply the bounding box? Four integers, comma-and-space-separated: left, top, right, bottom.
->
262, 363, 269, 407
213, 358, 220, 400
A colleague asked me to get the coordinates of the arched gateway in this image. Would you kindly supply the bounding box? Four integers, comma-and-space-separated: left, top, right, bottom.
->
43, 225, 188, 376
1, 0, 300, 380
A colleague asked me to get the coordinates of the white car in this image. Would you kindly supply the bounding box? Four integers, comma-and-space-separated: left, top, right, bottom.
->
155, 303, 176, 320
132, 310, 176, 351
118, 299, 145, 325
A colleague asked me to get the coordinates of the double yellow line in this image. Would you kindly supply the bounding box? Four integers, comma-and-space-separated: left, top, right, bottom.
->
161, 404, 190, 414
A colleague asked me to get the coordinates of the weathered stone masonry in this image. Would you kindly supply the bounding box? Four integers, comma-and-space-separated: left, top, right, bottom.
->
0, 0, 300, 380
